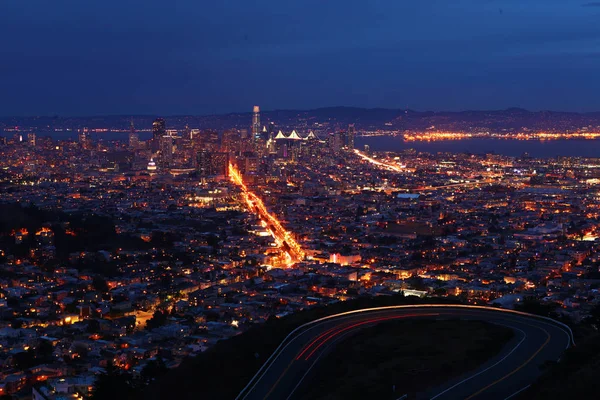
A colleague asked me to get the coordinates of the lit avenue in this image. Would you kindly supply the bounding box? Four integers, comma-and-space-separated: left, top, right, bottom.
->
0, 106, 598, 399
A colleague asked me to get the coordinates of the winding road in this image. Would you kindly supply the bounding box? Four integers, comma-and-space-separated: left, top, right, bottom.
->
236, 305, 574, 400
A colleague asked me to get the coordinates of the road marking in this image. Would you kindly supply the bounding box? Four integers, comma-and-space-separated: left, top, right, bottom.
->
286, 329, 358, 400
464, 326, 551, 400
242, 312, 374, 399
503, 384, 531, 400
266, 314, 430, 399
263, 361, 294, 400
258, 312, 391, 399
429, 323, 527, 400
237, 305, 573, 400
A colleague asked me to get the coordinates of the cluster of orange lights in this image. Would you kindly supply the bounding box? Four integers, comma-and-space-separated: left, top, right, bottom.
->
229, 163, 305, 265
403, 131, 600, 142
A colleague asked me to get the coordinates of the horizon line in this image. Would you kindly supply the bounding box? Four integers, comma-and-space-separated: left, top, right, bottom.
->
2, 106, 600, 120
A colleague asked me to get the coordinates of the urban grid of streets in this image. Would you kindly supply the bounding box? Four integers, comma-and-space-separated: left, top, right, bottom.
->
1, 119, 600, 398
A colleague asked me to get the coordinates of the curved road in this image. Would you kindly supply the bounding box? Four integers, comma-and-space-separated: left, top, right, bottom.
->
237, 305, 573, 400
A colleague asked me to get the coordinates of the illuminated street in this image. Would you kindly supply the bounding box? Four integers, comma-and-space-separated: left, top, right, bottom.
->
229, 163, 305, 265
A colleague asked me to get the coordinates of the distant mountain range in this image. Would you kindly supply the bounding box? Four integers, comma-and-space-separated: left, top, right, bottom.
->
2, 107, 600, 132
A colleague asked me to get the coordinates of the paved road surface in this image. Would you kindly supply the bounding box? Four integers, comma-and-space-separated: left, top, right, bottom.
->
236, 305, 572, 400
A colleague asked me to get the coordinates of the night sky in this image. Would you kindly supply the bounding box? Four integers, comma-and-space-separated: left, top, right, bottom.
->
2, 0, 600, 116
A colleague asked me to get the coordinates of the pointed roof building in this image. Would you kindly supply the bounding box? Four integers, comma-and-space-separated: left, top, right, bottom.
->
288, 130, 302, 140
305, 131, 318, 140
275, 130, 287, 140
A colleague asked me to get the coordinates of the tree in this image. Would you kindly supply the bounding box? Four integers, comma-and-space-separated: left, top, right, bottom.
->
11, 319, 23, 329
145, 310, 168, 330
141, 357, 168, 383
13, 348, 36, 369
91, 362, 139, 400
93, 276, 109, 293
87, 319, 101, 334
38, 339, 54, 361
6, 297, 19, 308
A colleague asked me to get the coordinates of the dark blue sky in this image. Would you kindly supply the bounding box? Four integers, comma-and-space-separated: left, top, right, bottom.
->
2, 0, 600, 116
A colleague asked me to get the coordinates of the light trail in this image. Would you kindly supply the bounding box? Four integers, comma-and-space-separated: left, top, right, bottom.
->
354, 149, 516, 191
354, 149, 404, 172
229, 163, 305, 265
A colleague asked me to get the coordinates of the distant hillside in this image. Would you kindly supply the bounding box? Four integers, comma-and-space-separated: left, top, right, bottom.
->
3, 107, 600, 133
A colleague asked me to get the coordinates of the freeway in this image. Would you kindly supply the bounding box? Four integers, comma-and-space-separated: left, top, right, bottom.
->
236, 305, 573, 400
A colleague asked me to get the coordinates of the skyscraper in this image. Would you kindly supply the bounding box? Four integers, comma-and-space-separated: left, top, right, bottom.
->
159, 135, 173, 169
196, 150, 211, 177
152, 118, 166, 152
129, 120, 139, 150
252, 106, 261, 140
347, 124, 355, 149
152, 118, 166, 141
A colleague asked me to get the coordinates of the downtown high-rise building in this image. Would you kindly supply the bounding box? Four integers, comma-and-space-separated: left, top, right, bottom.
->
197, 150, 229, 177
159, 135, 173, 169
152, 118, 166, 140
347, 124, 355, 149
129, 120, 139, 150
252, 106, 261, 140
152, 118, 166, 151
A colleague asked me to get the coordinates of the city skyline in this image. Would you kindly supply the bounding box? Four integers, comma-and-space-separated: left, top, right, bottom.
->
2, 1, 600, 399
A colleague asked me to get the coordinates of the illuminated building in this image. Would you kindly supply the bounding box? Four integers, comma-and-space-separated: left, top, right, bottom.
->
347, 124, 355, 149
152, 118, 166, 151
147, 157, 157, 171
329, 253, 362, 266
159, 135, 173, 169
211, 152, 229, 176
252, 105, 261, 140
328, 132, 342, 153
222, 129, 240, 153
197, 150, 211, 177
267, 122, 275, 141
183, 124, 192, 140
152, 118, 166, 140
197, 151, 229, 177
27, 133, 36, 147
128, 120, 139, 150
78, 129, 89, 149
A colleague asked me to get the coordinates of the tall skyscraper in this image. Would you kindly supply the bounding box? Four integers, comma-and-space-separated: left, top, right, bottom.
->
152, 118, 166, 140
152, 118, 166, 152
129, 120, 139, 150
159, 135, 173, 169
252, 106, 261, 140
347, 124, 355, 149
